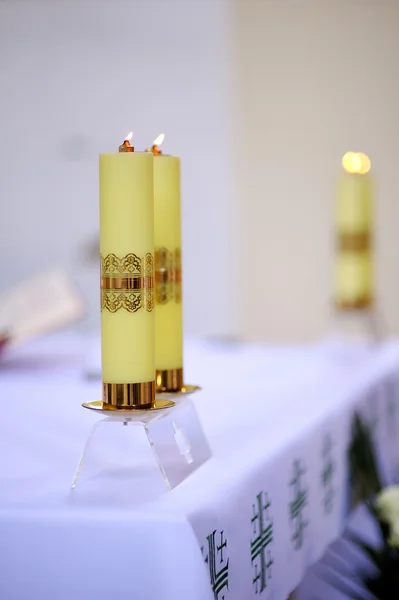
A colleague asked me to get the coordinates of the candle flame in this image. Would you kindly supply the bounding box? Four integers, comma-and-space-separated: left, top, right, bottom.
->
358, 152, 371, 174
125, 132, 133, 142
153, 133, 165, 146
342, 151, 371, 175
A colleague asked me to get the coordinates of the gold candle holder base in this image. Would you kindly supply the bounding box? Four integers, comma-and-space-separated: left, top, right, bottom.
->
156, 368, 201, 396
159, 384, 202, 398
82, 398, 175, 414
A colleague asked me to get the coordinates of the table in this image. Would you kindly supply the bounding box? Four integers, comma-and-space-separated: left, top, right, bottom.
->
1, 332, 399, 600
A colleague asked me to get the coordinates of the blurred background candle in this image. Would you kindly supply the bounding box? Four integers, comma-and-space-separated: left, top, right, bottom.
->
99, 135, 155, 408
335, 152, 374, 311
150, 135, 183, 392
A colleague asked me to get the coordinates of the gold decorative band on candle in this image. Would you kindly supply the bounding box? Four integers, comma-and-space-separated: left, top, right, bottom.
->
101, 252, 154, 313
156, 368, 184, 393
337, 232, 371, 252
101, 252, 154, 276
155, 247, 181, 304
102, 381, 155, 409
101, 276, 154, 290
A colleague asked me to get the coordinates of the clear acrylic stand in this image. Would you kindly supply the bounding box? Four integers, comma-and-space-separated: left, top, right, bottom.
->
326, 305, 383, 347
71, 398, 211, 493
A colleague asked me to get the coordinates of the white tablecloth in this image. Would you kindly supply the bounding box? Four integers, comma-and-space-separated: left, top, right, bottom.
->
1, 333, 399, 600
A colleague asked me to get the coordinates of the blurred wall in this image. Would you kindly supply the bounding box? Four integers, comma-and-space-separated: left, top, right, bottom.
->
235, 0, 399, 342
2, 0, 399, 344
0, 0, 235, 337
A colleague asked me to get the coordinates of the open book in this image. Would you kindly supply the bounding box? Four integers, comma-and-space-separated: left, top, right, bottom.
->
0, 269, 84, 347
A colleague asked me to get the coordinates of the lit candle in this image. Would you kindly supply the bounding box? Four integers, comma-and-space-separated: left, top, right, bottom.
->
99, 133, 155, 408
335, 152, 373, 310
148, 134, 183, 392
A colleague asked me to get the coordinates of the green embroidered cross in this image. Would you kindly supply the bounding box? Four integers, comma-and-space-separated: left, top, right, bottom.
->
202, 530, 229, 600
321, 434, 335, 514
289, 459, 308, 550
251, 491, 273, 594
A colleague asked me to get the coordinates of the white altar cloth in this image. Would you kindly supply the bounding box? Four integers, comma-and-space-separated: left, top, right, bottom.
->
0, 333, 399, 600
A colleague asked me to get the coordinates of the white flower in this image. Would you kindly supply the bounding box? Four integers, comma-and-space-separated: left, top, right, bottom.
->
376, 485, 399, 524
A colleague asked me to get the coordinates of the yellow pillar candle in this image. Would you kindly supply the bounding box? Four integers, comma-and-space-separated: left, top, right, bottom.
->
335, 152, 374, 310
99, 134, 155, 408
150, 135, 183, 392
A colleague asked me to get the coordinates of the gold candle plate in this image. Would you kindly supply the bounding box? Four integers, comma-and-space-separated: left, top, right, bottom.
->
82, 398, 175, 414
159, 384, 201, 398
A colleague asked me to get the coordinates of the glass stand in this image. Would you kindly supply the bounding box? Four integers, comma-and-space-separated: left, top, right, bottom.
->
71, 398, 212, 493
326, 305, 383, 347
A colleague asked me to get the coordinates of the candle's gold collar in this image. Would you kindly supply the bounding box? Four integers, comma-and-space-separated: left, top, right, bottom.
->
156, 368, 184, 393
342, 151, 371, 175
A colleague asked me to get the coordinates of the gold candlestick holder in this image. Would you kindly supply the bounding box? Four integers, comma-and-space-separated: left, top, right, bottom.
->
156, 368, 201, 396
